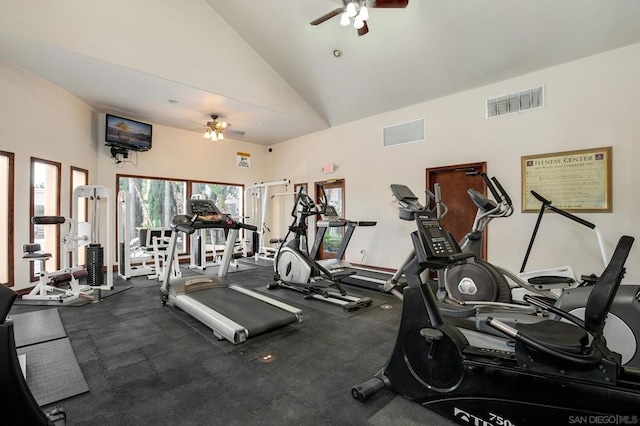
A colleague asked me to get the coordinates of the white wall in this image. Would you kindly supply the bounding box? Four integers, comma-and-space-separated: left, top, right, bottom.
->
267, 42, 640, 283
3, 42, 640, 289
96, 117, 271, 193
0, 60, 272, 290
0, 61, 98, 290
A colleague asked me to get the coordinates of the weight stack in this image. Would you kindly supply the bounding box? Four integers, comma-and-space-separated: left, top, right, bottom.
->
119, 242, 126, 275
252, 231, 259, 256
86, 243, 105, 287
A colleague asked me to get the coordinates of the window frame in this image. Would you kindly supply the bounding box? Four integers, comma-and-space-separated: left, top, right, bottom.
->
70, 166, 89, 266
116, 173, 245, 259
30, 157, 62, 281
0, 150, 15, 287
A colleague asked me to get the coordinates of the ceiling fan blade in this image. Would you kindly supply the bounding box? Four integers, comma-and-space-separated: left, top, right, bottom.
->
226, 129, 246, 136
357, 21, 369, 36
370, 0, 408, 8
310, 8, 343, 25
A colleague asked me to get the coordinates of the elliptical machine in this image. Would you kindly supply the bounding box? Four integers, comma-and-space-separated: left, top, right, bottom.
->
442, 173, 516, 303
269, 186, 373, 312
437, 177, 640, 368
352, 183, 640, 425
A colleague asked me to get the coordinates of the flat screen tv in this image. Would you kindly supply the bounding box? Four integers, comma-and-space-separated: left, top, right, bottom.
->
105, 114, 152, 151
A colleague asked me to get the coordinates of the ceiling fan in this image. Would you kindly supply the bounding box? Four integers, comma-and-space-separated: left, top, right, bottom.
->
310, 0, 409, 36
203, 114, 245, 141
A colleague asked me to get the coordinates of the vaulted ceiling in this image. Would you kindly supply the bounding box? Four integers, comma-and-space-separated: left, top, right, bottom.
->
2, 0, 640, 145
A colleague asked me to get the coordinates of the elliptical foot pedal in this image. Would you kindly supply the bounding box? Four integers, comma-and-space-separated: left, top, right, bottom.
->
343, 297, 373, 312
47, 407, 67, 425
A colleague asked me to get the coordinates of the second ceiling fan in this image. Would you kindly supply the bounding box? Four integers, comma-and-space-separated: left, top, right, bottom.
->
203, 114, 245, 141
310, 0, 409, 36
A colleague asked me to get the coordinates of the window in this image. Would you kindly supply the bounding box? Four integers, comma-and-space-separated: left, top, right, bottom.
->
30, 158, 61, 280
116, 174, 244, 259
71, 166, 88, 266
0, 151, 14, 286
117, 175, 188, 253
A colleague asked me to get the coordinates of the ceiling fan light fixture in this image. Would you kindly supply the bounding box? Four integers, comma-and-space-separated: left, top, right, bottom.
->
357, 5, 369, 21
217, 132, 224, 140
353, 17, 365, 29
345, 2, 358, 18
339, 12, 351, 26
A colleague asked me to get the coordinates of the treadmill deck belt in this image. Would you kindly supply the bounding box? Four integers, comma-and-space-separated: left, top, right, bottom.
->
185, 286, 298, 337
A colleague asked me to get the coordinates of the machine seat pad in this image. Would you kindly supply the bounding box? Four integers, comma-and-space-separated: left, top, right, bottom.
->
22, 252, 52, 260
32, 216, 66, 225
515, 320, 589, 354
51, 269, 88, 284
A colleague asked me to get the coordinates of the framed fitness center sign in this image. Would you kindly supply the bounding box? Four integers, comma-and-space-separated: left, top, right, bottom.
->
521, 146, 612, 212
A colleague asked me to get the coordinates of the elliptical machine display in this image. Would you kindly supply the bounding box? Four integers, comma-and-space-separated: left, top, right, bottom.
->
352, 183, 640, 425
269, 185, 373, 312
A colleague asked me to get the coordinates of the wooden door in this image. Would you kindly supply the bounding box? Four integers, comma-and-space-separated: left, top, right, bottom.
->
426, 162, 487, 259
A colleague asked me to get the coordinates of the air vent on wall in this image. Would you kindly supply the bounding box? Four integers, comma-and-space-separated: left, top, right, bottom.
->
383, 118, 425, 147
486, 86, 544, 119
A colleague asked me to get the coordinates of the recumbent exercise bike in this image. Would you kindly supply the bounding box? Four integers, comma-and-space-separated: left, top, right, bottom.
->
352, 183, 640, 425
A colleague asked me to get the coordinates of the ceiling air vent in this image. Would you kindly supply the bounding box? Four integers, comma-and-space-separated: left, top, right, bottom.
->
383, 118, 425, 147
486, 86, 544, 119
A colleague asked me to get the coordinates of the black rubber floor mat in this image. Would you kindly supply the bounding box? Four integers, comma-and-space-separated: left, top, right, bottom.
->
368, 395, 457, 426
17, 337, 89, 406
11, 308, 66, 348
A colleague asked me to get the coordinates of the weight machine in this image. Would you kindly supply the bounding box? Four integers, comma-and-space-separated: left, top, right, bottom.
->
72, 185, 113, 291
22, 216, 93, 303
117, 190, 154, 279
244, 179, 291, 260
147, 228, 181, 281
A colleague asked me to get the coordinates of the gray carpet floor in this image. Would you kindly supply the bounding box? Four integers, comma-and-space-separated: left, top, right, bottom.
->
10, 263, 456, 425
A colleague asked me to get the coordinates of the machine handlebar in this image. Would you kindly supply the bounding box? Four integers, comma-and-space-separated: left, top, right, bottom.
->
481, 173, 501, 201
530, 190, 595, 230
172, 213, 255, 234
492, 176, 512, 207
292, 185, 328, 218
480, 173, 513, 208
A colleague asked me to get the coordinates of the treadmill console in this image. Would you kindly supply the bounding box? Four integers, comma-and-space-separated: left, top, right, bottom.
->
187, 199, 222, 218
318, 205, 347, 227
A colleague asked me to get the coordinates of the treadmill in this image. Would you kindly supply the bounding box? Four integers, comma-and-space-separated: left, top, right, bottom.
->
160, 199, 302, 344
310, 206, 399, 292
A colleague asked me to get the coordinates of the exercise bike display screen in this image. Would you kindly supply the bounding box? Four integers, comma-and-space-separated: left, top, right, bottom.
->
416, 217, 458, 258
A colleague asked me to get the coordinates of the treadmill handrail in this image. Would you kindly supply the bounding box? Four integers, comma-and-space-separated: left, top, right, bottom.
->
172, 214, 257, 233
